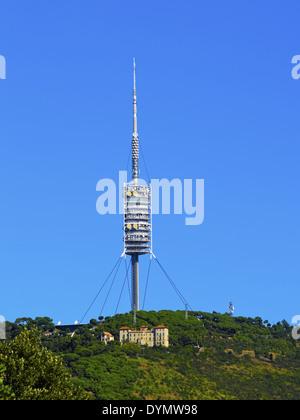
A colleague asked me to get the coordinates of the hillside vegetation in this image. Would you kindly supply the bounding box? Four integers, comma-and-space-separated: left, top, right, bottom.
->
2, 310, 300, 400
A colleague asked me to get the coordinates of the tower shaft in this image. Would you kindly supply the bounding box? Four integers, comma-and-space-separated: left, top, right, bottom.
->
131, 254, 139, 311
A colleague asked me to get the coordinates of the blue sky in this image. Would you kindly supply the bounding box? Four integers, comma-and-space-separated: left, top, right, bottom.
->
0, 1, 299, 326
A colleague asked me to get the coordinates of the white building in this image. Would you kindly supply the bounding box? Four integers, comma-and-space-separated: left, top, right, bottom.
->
119, 325, 169, 347
101, 331, 114, 345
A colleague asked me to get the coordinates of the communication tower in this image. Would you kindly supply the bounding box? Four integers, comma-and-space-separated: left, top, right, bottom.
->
123, 59, 152, 312
228, 301, 234, 317
76, 59, 193, 326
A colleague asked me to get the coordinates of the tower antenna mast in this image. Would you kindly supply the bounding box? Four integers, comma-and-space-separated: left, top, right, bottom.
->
228, 301, 234, 317
132, 58, 139, 182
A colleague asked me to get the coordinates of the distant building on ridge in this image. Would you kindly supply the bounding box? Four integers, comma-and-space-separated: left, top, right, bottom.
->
119, 325, 169, 347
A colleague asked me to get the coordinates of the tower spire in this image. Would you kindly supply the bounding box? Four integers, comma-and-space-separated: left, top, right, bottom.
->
132, 58, 139, 183
133, 57, 137, 135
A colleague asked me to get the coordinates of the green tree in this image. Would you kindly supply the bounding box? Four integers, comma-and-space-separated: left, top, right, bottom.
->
0, 328, 88, 400
0, 365, 13, 399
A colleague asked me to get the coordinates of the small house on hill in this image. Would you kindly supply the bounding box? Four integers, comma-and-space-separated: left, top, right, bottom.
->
101, 331, 114, 344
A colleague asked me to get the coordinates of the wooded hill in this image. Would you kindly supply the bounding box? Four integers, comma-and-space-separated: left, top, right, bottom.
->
2, 310, 300, 400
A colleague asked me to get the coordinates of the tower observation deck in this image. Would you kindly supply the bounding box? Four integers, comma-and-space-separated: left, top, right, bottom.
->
123, 59, 152, 312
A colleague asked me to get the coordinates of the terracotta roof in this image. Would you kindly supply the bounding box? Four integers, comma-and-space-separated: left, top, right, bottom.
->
153, 325, 167, 329
119, 326, 129, 330
102, 331, 113, 337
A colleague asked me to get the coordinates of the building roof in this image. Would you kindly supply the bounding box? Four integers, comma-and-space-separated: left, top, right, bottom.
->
102, 331, 113, 337
153, 325, 168, 329
119, 326, 129, 330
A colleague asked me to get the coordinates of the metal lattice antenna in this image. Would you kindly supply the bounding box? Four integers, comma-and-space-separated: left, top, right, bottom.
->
228, 301, 234, 317
132, 58, 139, 183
